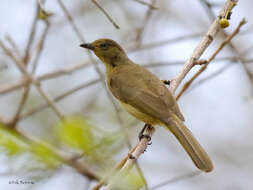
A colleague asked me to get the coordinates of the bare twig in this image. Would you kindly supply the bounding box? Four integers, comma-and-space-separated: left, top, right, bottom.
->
0, 119, 99, 181
19, 78, 100, 120
132, 0, 158, 9
128, 32, 203, 53
5, 35, 22, 57
24, 2, 39, 64
0, 40, 64, 119
150, 171, 201, 190
91, 0, 120, 29
176, 18, 246, 100
169, 0, 239, 94
31, 21, 50, 74
135, 0, 156, 45
104, 126, 155, 190
199, 0, 253, 89
92, 144, 139, 190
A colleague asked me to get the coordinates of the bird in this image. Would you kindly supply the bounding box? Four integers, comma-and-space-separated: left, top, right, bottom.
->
80, 39, 213, 172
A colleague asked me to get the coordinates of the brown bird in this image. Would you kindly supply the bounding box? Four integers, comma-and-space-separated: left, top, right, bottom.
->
80, 39, 213, 172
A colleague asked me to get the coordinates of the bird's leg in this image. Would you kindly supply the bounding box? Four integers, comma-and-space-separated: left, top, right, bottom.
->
138, 124, 152, 144
162, 80, 171, 86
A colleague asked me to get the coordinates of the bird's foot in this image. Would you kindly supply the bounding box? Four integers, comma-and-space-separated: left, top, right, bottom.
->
162, 80, 171, 86
138, 124, 152, 144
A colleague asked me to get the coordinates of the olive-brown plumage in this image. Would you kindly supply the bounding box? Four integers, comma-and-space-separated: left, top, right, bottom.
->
80, 39, 213, 172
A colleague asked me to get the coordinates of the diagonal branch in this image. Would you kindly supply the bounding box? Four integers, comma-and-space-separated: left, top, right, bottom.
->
91, 0, 120, 29
0, 40, 64, 119
169, 0, 238, 94
176, 19, 246, 100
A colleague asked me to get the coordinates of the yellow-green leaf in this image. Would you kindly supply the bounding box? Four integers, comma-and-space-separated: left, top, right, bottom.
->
0, 125, 28, 155
56, 116, 96, 155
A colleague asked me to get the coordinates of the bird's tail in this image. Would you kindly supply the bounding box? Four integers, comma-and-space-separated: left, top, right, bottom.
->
161, 112, 213, 172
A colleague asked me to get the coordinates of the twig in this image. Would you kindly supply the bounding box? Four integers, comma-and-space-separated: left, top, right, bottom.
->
199, 0, 253, 90
9, 84, 30, 128
150, 171, 201, 190
0, 40, 64, 119
169, 0, 239, 94
190, 63, 234, 91
91, 0, 120, 29
30, 20, 50, 74
5, 35, 22, 57
176, 18, 246, 100
132, 0, 158, 9
127, 32, 203, 53
19, 78, 101, 120
24, 2, 39, 64
135, 0, 156, 45
0, 119, 99, 181
104, 126, 155, 190
91, 144, 139, 190
0, 61, 92, 95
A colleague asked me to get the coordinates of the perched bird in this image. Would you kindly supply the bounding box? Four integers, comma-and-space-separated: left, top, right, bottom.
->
80, 39, 213, 172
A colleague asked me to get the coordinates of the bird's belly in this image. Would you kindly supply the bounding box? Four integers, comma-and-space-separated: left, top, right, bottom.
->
120, 102, 160, 125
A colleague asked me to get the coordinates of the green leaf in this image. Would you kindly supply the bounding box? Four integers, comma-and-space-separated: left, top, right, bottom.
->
108, 169, 144, 190
31, 142, 62, 168
0, 125, 28, 155
56, 116, 96, 155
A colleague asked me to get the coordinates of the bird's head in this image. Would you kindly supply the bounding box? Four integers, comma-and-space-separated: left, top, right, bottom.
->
80, 39, 127, 67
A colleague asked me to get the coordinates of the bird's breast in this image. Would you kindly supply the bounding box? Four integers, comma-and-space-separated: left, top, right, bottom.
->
120, 101, 160, 125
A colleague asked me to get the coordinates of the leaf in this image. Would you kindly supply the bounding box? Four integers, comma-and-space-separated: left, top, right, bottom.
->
108, 169, 144, 190
0, 125, 28, 155
56, 116, 96, 155
31, 142, 62, 168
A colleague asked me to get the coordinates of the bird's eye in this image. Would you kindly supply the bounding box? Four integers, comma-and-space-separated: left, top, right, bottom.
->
100, 43, 108, 49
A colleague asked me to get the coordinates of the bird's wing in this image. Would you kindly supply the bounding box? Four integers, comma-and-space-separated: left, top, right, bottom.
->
109, 64, 184, 121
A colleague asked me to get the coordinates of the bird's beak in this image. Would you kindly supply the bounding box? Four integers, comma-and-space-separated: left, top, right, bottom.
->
80, 43, 94, 50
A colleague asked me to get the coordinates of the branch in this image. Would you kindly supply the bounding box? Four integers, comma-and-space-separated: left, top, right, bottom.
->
176, 18, 246, 100
169, 0, 239, 94
0, 40, 64, 119
91, 0, 120, 29
104, 126, 155, 190
0, 119, 99, 181
132, 0, 158, 9
19, 78, 100, 120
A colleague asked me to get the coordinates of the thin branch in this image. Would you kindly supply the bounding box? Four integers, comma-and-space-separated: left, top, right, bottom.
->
9, 84, 30, 128
132, 0, 158, 9
0, 119, 99, 181
24, 2, 39, 64
150, 171, 201, 190
176, 18, 246, 100
104, 126, 155, 190
91, 0, 120, 29
92, 144, 139, 190
200, 0, 253, 89
19, 78, 101, 120
190, 63, 233, 91
127, 32, 203, 53
30, 21, 50, 74
0, 40, 64, 119
5, 35, 22, 57
0, 61, 93, 95
135, 0, 156, 46
169, 0, 239, 94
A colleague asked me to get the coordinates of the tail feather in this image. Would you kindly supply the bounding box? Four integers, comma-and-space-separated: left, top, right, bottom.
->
162, 112, 213, 172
